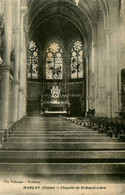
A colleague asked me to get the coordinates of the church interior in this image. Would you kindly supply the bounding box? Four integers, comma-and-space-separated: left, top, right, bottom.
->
0, 0, 125, 186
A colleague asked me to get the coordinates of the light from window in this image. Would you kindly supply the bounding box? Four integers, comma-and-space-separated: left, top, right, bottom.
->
46, 42, 63, 80
71, 41, 83, 79
27, 41, 38, 79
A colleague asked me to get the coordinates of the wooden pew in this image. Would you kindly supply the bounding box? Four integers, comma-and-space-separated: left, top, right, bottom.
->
60, 115, 125, 142
119, 120, 125, 141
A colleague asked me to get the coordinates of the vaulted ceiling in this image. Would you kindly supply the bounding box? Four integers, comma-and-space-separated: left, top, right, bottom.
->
28, 0, 108, 50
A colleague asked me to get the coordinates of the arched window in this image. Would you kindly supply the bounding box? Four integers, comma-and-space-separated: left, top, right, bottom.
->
71, 41, 83, 79
46, 42, 63, 80
27, 41, 38, 79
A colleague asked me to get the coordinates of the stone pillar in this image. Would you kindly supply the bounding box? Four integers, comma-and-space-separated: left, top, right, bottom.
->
23, 23, 28, 117
85, 55, 89, 114
18, 87, 23, 119
0, 67, 10, 129
105, 30, 112, 117
0, 0, 12, 129
92, 42, 97, 112
97, 46, 101, 114
118, 1, 125, 115
108, 1, 119, 117
110, 33, 118, 117
18, 7, 26, 119
95, 9, 106, 116
98, 46, 106, 116
102, 46, 107, 115
107, 29, 118, 117
11, 0, 21, 122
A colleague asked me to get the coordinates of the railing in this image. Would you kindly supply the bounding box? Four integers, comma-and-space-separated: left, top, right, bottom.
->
1, 116, 25, 144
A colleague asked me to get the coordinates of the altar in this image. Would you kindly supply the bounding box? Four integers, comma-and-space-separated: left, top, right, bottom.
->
41, 84, 70, 115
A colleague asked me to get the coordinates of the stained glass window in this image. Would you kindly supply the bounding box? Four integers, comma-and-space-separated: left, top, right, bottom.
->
27, 41, 38, 79
46, 42, 63, 80
71, 41, 83, 79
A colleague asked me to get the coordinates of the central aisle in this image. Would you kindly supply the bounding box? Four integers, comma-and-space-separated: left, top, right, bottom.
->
0, 116, 125, 184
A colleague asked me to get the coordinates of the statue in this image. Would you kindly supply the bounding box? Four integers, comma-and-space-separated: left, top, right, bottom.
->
51, 84, 60, 102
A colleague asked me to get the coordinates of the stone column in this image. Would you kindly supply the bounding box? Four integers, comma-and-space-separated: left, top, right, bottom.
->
108, 1, 119, 117
23, 23, 28, 117
105, 27, 118, 117
11, 0, 21, 122
110, 32, 118, 117
118, 1, 125, 114
0, 0, 12, 129
95, 9, 106, 116
0, 66, 10, 129
105, 30, 112, 117
18, 87, 23, 119
18, 7, 26, 119
85, 55, 89, 114
98, 46, 105, 116
97, 46, 101, 115
92, 44, 100, 115
92, 42, 97, 112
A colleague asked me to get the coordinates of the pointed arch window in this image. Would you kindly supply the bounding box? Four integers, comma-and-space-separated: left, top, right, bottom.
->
46, 42, 63, 80
27, 41, 38, 79
71, 41, 83, 79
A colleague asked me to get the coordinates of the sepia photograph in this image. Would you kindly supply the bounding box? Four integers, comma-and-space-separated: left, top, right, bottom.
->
0, 0, 125, 194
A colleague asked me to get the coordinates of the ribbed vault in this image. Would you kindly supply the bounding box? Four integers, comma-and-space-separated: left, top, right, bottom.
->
28, 0, 109, 52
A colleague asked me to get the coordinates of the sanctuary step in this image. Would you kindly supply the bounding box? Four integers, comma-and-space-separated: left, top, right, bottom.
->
3, 142, 125, 150
6, 137, 119, 142
0, 117, 125, 178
